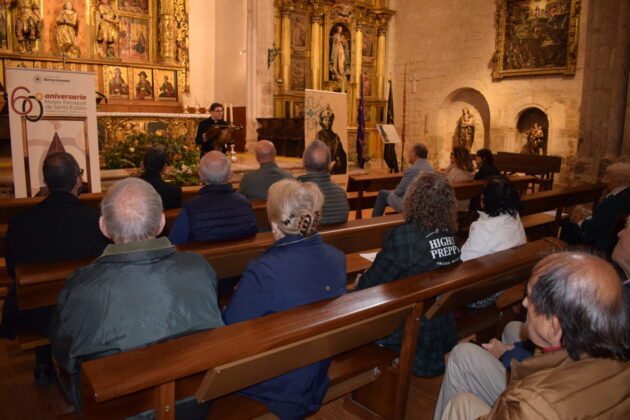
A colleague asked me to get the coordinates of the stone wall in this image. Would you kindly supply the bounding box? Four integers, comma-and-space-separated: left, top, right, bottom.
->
391, 0, 591, 184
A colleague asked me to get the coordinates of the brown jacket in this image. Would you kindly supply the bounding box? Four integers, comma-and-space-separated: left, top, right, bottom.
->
480, 349, 630, 419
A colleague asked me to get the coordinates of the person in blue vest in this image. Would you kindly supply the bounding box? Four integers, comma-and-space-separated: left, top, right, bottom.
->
169, 151, 257, 244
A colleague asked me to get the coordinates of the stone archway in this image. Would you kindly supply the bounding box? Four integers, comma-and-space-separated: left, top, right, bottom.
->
516, 107, 549, 155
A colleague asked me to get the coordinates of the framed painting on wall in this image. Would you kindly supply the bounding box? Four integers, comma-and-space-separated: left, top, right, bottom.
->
105, 65, 130, 98
132, 68, 153, 100
119, 16, 150, 61
119, 0, 150, 14
493, 0, 580, 78
154, 69, 177, 101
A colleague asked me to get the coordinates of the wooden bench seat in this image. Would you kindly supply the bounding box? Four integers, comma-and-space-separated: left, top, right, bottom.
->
75, 237, 563, 420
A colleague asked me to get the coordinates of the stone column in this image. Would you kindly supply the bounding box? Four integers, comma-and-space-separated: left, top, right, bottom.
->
280, 8, 292, 91
310, 13, 323, 90
376, 27, 387, 98
355, 23, 363, 88
158, 0, 177, 64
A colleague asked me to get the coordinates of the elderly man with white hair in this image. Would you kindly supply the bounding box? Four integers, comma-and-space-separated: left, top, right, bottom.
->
50, 177, 224, 417
561, 161, 630, 253
169, 150, 257, 244
238, 140, 293, 201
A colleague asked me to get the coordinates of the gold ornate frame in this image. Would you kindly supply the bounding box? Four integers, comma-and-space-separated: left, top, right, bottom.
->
493, 0, 581, 79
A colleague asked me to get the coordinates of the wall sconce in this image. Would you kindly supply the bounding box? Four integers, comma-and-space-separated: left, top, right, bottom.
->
267, 45, 281, 69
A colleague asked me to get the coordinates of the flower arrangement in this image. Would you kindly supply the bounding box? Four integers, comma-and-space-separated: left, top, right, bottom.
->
101, 133, 200, 185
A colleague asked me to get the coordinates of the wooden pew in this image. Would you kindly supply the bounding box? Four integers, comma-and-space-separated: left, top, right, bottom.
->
495, 152, 562, 191
76, 238, 563, 420
15, 215, 404, 311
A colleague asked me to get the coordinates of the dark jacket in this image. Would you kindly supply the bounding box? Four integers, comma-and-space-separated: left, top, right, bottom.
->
139, 173, 182, 210
195, 118, 228, 157
356, 224, 461, 376
474, 164, 501, 180
238, 162, 293, 201
297, 172, 349, 225
223, 234, 346, 419
49, 237, 223, 413
582, 187, 630, 253
169, 183, 257, 244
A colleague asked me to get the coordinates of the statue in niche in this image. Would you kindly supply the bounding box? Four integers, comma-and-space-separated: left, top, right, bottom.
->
521, 123, 545, 155
96, 0, 120, 57
329, 25, 350, 81
457, 108, 475, 150
8, 0, 41, 53
55, 2, 80, 58
316, 105, 347, 174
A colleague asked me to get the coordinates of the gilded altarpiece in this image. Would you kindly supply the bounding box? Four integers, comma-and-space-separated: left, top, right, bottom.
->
273, 0, 394, 160
0, 0, 191, 147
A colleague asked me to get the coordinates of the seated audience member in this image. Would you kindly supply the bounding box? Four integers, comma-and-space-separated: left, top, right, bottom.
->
611, 214, 630, 310
298, 140, 349, 225
139, 146, 182, 210
0, 152, 108, 387
434, 252, 630, 420
560, 162, 630, 254
444, 146, 474, 212
50, 177, 223, 417
357, 172, 461, 376
460, 176, 526, 308
372, 143, 434, 217
238, 140, 292, 201
169, 151, 257, 244
223, 179, 346, 419
473, 149, 500, 180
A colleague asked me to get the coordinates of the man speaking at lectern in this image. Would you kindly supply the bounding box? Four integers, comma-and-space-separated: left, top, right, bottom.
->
195, 102, 229, 157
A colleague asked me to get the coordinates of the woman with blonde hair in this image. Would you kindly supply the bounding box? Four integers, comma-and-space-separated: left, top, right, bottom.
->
356, 172, 461, 377
444, 146, 474, 211
223, 179, 346, 419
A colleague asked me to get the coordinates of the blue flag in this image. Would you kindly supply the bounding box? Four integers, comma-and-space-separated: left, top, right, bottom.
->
356, 74, 366, 168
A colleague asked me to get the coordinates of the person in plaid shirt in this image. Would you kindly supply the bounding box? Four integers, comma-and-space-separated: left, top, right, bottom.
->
356, 172, 461, 376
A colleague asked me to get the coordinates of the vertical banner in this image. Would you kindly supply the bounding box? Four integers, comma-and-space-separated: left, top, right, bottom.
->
6, 68, 99, 197
304, 89, 348, 180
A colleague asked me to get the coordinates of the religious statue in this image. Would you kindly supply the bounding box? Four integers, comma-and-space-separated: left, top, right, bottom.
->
55, 2, 80, 58
135, 71, 152, 99
316, 105, 347, 174
108, 67, 129, 96
158, 75, 176, 98
329, 25, 349, 81
96, 0, 120, 57
8, 0, 41, 53
457, 108, 475, 150
521, 123, 545, 155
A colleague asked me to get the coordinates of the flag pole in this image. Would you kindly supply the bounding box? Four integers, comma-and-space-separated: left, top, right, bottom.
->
400, 61, 408, 171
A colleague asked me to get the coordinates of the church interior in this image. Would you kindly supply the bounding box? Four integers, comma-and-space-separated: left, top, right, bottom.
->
1, 0, 630, 419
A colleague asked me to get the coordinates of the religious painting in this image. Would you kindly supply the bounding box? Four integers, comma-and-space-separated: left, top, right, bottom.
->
291, 13, 307, 51
133, 67, 153, 100
493, 0, 580, 78
118, 16, 149, 61
361, 67, 374, 97
0, 4, 8, 49
290, 57, 306, 91
328, 24, 351, 82
154, 69, 177, 101
362, 27, 375, 59
22, 117, 90, 197
119, 0, 149, 14
304, 89, 348, 176
105, 65, 130, 98
293, 102, 304, 118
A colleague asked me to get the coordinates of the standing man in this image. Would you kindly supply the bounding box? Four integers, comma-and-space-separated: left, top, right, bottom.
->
239, 140, 292, 201
372, 143, 433, 217
195, 102, 228, 158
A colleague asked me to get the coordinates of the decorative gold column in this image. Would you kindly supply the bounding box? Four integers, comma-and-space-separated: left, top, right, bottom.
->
280, 9, 292, 91
376, 27, 387, 98
310, 13, 323, 90
355, 24, 363, 88
158, 0, 178, 64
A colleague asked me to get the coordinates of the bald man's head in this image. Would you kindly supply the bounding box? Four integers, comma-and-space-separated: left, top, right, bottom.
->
528, 252, 630, 361
199, 151, 231, 184
303, 140, 331, 173
255, 140, 276, 164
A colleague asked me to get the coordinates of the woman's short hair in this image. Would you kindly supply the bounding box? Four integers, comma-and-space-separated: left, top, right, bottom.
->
101, 178, 163, 243
403, 172, 457, 232
452, 146, 473, 171
267, 179, 323, 237
482, 176, 522, 217
476, 148, 494, 166
143, 146, 168, 175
